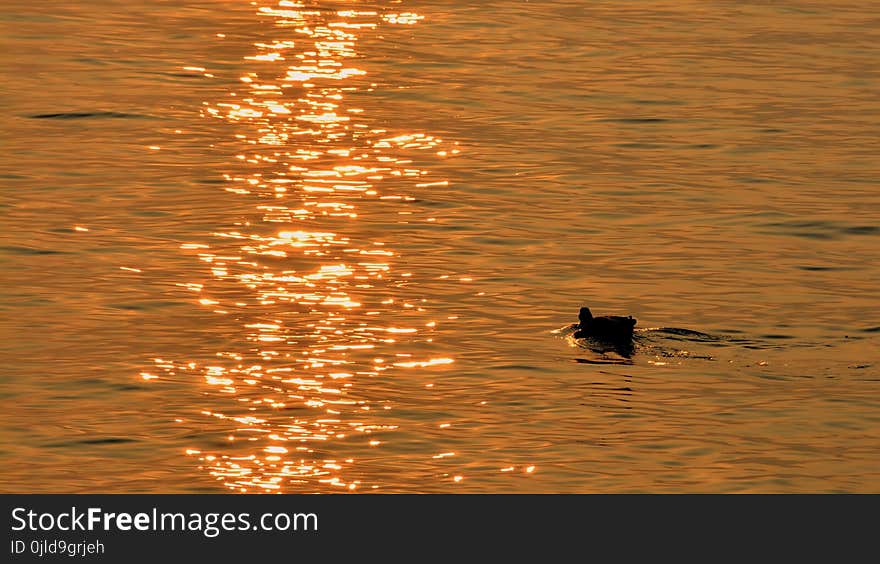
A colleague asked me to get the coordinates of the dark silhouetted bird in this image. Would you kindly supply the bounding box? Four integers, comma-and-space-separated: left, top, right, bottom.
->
573, 307, 636, 342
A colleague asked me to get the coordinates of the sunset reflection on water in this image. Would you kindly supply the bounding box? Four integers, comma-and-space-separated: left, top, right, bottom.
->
153, 3, 461, 492
5, 0, 879, 494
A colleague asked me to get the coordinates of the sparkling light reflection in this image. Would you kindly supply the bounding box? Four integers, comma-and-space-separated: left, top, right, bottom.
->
153, 2, 467, 492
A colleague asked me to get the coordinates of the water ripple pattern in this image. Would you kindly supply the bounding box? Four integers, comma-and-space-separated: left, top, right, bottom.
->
151, 3, 458, 493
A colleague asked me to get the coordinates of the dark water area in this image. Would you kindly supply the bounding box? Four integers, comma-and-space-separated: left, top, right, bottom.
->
1, 1, 878, 492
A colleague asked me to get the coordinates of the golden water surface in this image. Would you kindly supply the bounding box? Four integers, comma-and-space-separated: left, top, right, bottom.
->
1, 0, 879, 492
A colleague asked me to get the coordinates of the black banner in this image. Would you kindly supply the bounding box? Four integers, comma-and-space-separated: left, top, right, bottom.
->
2, 495, 874, 561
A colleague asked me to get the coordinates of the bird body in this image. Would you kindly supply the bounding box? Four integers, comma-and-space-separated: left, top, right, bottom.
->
573, 307, 636, 342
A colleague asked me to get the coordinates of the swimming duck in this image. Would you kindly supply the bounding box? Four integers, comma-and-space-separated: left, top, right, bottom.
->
573, 307, 636, 342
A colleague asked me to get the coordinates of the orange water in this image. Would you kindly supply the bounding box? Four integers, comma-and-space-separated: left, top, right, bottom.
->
2, 0, 878, 492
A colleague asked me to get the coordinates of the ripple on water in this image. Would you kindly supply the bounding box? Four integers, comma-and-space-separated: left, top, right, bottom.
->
26, 111, 153, 120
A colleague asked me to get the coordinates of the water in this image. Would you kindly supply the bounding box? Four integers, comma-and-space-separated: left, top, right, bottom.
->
2, 0, 878, 493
